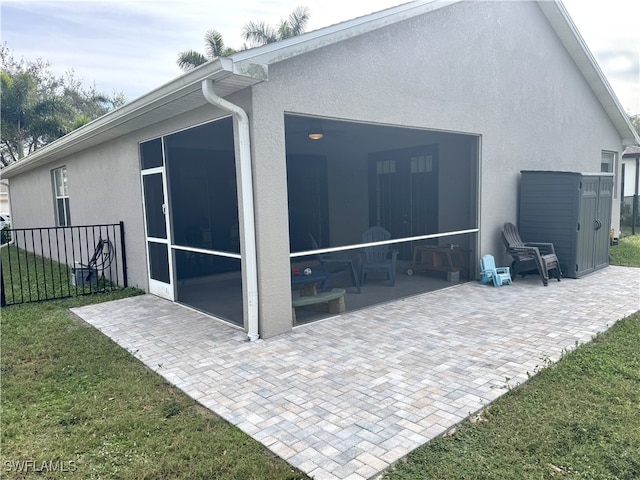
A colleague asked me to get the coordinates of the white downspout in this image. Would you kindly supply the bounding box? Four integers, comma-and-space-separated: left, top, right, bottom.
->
202, 79, 259, 342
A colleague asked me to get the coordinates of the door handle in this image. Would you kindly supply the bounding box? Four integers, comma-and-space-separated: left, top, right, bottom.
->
162, 203, 167, 215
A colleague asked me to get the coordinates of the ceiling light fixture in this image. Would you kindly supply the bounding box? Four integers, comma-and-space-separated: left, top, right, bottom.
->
308, 132, 324, 140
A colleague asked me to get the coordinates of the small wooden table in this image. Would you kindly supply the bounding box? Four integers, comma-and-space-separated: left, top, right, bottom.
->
407, 245, 467, 281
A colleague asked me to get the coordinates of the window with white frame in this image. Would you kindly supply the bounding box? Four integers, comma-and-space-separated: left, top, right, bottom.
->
601, 151, 617, 198
52, 166, 71, 226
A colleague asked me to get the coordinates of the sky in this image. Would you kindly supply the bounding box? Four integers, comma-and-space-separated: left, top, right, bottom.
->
1, 0, 639, 115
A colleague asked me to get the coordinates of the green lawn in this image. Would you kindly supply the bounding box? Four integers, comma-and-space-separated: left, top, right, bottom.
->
1, 244, 119, 305
611, 233, 640, 267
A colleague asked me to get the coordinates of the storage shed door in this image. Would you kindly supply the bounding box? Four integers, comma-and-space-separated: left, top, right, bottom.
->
577, 176, 611, 276
594, 176, 613, 270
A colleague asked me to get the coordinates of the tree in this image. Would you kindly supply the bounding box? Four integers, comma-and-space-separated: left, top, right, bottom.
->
0, 44, 125, 167
177, 29, 236, 71
630, 114, 640, 141
176, 6, 310, 71
241, 6, 310, 47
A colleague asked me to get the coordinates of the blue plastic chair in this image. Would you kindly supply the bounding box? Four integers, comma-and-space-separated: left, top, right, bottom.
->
359, 226, 399, 286
480, 254, 512, 287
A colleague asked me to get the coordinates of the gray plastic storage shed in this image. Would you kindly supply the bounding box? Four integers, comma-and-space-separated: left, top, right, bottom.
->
518, 171, 613, 278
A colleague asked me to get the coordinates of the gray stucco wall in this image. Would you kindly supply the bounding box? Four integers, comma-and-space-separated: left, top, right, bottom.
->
249, 0, 625, 336
6, 1, 626, 338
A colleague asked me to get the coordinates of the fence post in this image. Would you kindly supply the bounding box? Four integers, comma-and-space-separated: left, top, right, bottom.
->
119, 221, 128, 288
633, 157, 639, 236
1, 257, 6, 307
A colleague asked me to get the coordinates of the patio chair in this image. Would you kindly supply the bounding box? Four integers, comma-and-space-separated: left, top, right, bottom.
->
309, 234, 361, 293
480, 254, 512, 287
359, 226, 399, 287
501, 222, 562, 286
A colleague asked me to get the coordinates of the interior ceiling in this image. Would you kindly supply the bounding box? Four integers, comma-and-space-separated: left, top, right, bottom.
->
284, 114, 470, 156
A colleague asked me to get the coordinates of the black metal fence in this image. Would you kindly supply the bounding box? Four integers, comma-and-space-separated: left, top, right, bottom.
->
1, 222, 127, 306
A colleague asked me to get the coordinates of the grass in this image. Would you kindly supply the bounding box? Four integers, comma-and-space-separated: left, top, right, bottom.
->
0, 294, 309, 479
1, 245, 118, 305
610, 233, 640, 267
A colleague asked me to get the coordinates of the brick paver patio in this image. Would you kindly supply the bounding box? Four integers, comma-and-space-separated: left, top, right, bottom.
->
72, 266, 639, 480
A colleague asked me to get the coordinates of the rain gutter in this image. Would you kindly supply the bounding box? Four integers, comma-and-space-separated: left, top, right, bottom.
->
202, 79, 259, 342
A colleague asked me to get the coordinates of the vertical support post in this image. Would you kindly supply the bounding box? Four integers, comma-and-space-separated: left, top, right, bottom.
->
119, 221, 128, 288
633, 157, 639, 236
1, 258, 5, 307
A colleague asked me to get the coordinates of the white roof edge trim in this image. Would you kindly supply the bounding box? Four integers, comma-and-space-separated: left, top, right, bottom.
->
538, 1, 639, 146
1, 58, 268, 178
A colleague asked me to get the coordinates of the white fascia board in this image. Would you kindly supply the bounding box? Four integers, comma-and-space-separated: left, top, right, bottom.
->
538, 1, 640, 146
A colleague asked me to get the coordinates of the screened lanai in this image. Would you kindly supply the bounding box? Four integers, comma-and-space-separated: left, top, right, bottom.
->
139, 113, 480, 327
285, 114, 480, 323
140, 117, 244, 326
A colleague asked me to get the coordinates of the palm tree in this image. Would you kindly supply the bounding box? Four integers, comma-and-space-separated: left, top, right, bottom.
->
1, 44, 126, 167
0, 71, 72, 163
0, 69, 119, 166
177, 29, 236, 71
176, 7, 310, 71
242, 6, 310, 47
